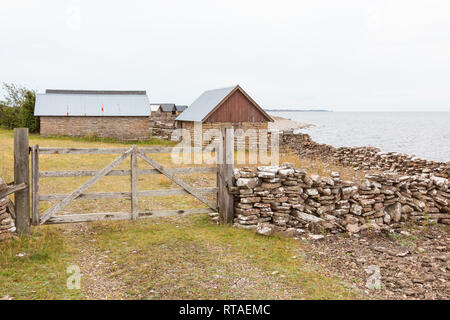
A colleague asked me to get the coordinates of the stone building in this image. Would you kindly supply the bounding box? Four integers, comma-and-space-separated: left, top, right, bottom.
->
175, 85, 273, 144
35, 89, 151, 140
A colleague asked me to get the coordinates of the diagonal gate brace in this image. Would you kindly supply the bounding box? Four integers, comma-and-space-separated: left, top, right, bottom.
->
136, 150, 217, 210
39, 147, 134, 224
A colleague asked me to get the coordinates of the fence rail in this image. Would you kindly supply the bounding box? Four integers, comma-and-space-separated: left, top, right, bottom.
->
39, 187, 217, 201
39, 167, 216, 178
44, 208, 215, 225
38, 146, 205, 155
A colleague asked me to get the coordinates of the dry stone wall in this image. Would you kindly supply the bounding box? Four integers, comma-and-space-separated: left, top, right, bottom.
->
230, 164, 449, 237
279, 132, 449, 178
0, 197, 16, 241
149, 112, 179, 140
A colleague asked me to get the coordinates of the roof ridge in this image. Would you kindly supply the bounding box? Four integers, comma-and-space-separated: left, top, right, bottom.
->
45, 89, 147, 95
202, 85, 237, 93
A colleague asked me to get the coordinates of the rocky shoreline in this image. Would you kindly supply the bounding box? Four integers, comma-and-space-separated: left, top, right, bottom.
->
268, 115, 312, 131
279, 131, 449, 178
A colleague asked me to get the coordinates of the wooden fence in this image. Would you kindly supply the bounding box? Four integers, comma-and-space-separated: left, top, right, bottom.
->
13, 127, 235, 234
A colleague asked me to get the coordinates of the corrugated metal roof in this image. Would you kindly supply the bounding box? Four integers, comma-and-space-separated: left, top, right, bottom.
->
176, 86, 236, 121
46, 89, 147, 95
35, 90, 150, 116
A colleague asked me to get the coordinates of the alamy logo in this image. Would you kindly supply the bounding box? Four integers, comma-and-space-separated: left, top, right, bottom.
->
170, 123, 280, 165
365, 265, 382, 290
66, 265, 81, 290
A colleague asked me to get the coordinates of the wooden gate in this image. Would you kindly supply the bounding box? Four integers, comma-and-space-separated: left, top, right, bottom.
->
30, 145, 222, 225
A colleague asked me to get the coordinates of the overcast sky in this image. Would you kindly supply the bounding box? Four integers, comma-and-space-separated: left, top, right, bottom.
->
1, 0, 450, 111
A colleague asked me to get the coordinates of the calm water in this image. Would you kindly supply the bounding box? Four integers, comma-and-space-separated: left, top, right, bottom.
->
268, 112, 450, 162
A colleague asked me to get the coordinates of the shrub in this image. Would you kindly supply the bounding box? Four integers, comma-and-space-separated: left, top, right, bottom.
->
0, 83, 39, 132
0, 105, 21, 129
19, 91, 39, 133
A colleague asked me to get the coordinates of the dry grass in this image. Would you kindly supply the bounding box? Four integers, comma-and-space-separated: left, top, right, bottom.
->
0, 129, 216, 215
281, 152, 369, 181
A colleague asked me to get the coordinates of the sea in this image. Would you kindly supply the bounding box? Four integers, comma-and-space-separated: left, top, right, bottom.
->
268, 112, 450, 162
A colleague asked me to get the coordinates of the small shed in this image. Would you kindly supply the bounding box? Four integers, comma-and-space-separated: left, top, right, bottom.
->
175, 85, 273, 138
150, 104, 187, 118
175, 105, 188, 113
35, 89, 151, 140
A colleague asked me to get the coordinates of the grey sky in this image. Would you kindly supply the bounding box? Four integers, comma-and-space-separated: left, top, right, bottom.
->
1, 0, 449, 111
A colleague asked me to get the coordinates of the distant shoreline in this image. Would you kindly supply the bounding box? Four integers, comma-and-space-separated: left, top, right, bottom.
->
269, 115, 313, 131
265, 109, 331, 112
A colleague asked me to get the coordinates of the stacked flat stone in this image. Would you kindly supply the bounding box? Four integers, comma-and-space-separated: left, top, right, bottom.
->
231, 165, 450, 237
149, 120, 177, 140
0, 197, 16, 241
233, 167, 261, 229
278, 132, 449, 178
333, 148, 449, 178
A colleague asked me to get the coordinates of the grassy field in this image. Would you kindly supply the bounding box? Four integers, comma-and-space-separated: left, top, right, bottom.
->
0, 128, 362, 299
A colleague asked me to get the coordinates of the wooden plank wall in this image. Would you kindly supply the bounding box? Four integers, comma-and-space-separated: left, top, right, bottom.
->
205, 90, 268, 123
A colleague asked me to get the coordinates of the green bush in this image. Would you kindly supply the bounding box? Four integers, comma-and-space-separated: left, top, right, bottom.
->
0, 83, 39, 132
19, 91, 39, 133
0, 105, 21, 129
0, 91, 39, 132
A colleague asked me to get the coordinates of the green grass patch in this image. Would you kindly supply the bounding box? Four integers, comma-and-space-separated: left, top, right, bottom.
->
0, 227, 84, 300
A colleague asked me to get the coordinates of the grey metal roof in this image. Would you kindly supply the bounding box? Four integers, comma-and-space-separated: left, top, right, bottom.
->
46, 89, 146, 95
176, 86, 236, 121
158, 104, 176, 112
35, 90, 150, 116
175, 105, 188, 112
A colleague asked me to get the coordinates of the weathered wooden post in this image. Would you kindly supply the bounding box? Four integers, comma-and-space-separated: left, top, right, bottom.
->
14, 128, 30, 235
31, 145, 40, 225
217, 127, 234, 224
130, 145, 139, 221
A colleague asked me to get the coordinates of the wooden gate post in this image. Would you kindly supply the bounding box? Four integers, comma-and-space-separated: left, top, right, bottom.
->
217, 127, 234, 224
14, 128, 30, 235
130, 146, 139, 221
31, 145, 40, 225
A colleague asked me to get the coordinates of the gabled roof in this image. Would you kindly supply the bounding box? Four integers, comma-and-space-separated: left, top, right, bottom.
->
150, 104, 160, 112
158, 104, 176, 112
35, 89, 150, 116
175, 105, 188, 112
176, 85, 273, 122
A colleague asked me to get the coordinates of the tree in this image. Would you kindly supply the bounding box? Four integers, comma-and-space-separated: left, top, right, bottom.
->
19, 91, 39, 133
0, 105, 21, 129
0, 83, 38, 132
0, 83, 31, 108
